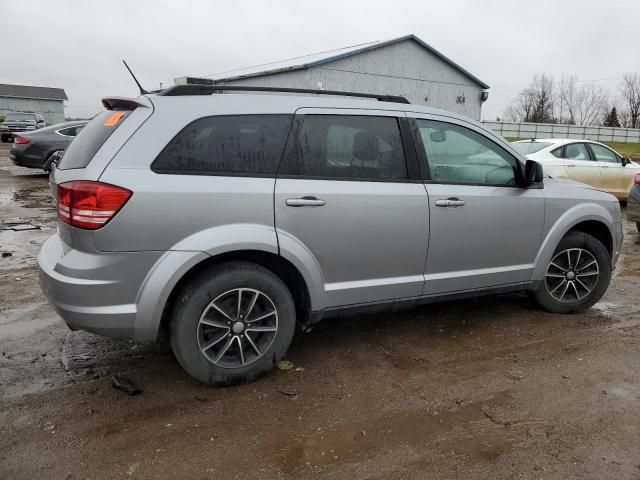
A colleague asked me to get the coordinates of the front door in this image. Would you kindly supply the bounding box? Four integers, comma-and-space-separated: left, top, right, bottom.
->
274, 109, 429, 308
410, 115, 545, 295
588, 142, 631, 198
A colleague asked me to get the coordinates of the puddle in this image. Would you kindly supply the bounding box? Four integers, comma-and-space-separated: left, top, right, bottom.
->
274, 391, 519, 472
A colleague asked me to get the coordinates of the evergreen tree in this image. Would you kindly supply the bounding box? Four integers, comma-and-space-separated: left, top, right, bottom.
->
604, 107, 621, 127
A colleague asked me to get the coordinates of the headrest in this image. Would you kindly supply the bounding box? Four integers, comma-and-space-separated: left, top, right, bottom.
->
353, 131, 380, 163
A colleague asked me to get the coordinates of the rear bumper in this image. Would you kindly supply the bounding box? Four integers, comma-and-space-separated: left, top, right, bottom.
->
37, 234, 163, 340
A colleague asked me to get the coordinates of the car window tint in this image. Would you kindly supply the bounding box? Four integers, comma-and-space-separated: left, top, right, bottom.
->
58, 127, 75, 136
279, 115, 407, 180
551, 146, 564, 158
57, 110, 132, 170
415, 119, 517, 186
589, 143, 619, 163
564, 143, 591, 161
152, 115, 293, 175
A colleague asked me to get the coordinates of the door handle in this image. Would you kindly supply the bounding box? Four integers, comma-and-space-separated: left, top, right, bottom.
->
286, 196, 326, 207
435, 198, 465, 207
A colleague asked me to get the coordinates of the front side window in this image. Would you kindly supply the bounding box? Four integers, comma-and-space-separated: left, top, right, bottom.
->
564, 143, 592, 161
279, 115, 407, 180
415, 119, 518, 186
551, 146, 564, 158
589, 143, 619, 163
152, 115, 293, 175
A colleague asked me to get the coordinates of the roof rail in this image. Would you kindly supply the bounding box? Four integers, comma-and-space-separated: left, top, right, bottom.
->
156, 84, 410, 104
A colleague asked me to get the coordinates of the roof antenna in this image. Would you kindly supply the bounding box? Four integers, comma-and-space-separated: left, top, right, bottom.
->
122, 60, 149, 95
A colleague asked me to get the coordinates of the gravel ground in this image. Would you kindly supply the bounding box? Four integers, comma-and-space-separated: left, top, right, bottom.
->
1, 142, 639, 479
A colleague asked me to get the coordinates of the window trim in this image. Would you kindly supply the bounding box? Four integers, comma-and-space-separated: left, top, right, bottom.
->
150, 113, 295, 178
561, 142, 595, 162
275, 113, 420, 183
409, 116, 526, 188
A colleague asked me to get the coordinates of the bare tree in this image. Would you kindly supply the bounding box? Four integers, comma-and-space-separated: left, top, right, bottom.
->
619, 73, 640, 128
557, 75, 609, 126
503, 74, 555, 123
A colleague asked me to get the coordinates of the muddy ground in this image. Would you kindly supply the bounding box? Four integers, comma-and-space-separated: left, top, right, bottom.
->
0, 142, 639, 480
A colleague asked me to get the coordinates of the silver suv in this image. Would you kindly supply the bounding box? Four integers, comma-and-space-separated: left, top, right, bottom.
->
38, 86, 623, 385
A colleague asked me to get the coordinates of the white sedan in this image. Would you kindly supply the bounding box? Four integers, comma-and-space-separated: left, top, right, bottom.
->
511, 138, 640, 200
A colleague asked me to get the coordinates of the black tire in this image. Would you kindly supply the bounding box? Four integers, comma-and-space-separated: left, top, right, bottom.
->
0, 136, 8, 143
532, 232, 611, 314
170, 261, 296, 386
43, 150, 61, 172
636, 222, 640, 233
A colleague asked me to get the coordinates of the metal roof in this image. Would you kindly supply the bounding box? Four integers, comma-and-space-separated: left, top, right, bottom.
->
0, 84, 68, 101
212, 34, 489, 89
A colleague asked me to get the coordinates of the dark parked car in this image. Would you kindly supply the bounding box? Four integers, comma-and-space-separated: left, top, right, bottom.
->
627, 172, 640, 232
9, 121, 87, 171
1, 112, 45, 142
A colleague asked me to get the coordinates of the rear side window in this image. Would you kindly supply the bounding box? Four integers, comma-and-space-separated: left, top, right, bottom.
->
57, 110, 131, 170
279, 115, 407, 180
152, 115, 293, 176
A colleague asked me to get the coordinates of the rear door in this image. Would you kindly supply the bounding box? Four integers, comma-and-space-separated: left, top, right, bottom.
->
410, 114, 545, 294
274, 109, 429, 308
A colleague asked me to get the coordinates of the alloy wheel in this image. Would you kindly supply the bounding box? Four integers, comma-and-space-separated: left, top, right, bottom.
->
197, 288, 278, 368
544, 248, 599, 302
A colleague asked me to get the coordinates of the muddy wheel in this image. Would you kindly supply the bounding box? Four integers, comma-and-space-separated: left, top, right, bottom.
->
532, 232, 611, 314
170, 262, 296, 386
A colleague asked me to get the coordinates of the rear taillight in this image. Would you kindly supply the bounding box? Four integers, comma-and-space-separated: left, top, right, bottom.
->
634, 173, 640, 185
14, 136, 30, 144
57, 181, 132, 230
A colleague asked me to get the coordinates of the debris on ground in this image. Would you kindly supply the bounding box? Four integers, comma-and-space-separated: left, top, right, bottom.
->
278, 388, 300, 397
111, 375, 143, 396
1, 251, 12, 257
0, 222, 40, 231
277, 360, 294, 371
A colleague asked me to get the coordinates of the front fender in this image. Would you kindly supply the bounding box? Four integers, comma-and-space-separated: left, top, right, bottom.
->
532, 202, 617, 280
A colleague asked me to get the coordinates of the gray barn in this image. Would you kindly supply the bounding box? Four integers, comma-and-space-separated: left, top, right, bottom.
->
0, 84, 67, 125
211, 34, 489, 120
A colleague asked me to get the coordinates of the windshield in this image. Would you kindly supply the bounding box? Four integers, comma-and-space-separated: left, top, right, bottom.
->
5, 113, 35, 122
511, 141, 552, 155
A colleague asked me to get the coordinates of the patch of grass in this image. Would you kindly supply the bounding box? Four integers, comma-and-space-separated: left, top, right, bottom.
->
503, 137, 640, 161
602, 142, 640, 161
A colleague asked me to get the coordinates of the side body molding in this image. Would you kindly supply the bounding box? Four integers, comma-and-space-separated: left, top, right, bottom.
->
532, 202, 617, 280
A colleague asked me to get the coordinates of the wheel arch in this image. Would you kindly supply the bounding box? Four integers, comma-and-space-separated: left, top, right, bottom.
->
532, 204, 616, 280
155, 250, 313, 342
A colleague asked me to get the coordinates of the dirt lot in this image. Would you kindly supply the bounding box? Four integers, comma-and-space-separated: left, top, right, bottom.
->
1, 142, 640, 480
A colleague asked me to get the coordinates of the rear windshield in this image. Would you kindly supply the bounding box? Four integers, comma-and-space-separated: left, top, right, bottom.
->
511, 141, 551, 155
57, 110, 131, 170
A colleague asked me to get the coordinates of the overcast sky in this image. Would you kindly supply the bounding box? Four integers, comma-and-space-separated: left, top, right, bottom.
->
3, 0, 639, 120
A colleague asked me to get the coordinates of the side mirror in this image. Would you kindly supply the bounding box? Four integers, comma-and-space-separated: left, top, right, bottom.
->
622, 157, 631, 166
524, 159, 544, 184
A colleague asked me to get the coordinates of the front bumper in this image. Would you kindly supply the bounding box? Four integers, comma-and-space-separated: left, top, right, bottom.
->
37, 234, 163, 340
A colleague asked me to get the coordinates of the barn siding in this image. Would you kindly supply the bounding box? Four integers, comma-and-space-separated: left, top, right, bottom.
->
220, 39, 484, 120
0, 97, 65, 124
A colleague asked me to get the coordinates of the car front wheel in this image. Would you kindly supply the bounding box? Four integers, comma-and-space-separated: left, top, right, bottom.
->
170, 262, 296, 386
532, 232, 611, 314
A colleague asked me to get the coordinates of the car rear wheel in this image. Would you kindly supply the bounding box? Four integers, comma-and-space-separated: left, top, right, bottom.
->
170, 262, 296, 386
43, 150, 62, 172
636, 222, 640, 233
532, 232, 611, 314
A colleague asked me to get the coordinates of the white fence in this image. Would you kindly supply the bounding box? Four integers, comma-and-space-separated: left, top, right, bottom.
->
482, 121, 640, 143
